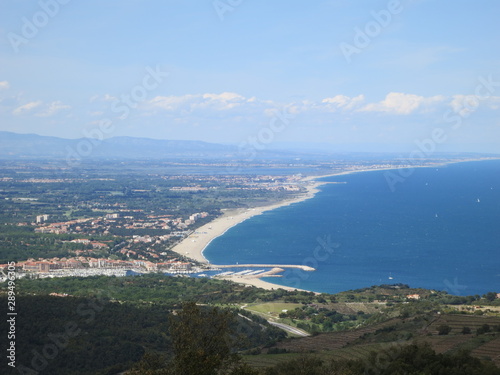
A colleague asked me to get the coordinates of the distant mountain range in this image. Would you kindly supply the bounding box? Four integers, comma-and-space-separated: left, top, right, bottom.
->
0, 131, 241, 160
0, 131, 498, 160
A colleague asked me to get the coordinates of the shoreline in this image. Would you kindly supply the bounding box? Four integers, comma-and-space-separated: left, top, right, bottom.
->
169, 176, 329, 290
170, 177, 326, 264
170, 157, 499, 291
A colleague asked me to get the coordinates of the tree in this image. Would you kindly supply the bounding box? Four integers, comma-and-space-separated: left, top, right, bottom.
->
229, 363, 261, 375
477, 324, 491, 335
462, 326, 472, 335
437, 324, 452, 335
169, 302, 240, 375
128, 352, 170, 375
484, 292, 497, 302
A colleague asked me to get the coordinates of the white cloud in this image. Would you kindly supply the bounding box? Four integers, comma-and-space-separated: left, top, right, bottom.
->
277, 95, 365, 116
102, 94, 117, 102
449, 94, 500, 116
136, 90, 489, 124
322, 94, 365, 111
450, 95, 475, 117
148, 92, 253, 113
90, 94, 117, 103
0, 81, 10, 90
198, 92, 247, 110
12, 101, 42, 115
360, 92, 444, 115
36, 101, 71, 117
148, 94, 198, 111
202, 92, 244, 102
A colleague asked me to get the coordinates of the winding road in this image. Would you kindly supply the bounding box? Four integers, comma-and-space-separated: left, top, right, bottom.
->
268, 321, 310, 337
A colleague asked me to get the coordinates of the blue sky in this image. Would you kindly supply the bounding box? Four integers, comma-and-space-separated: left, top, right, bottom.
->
1, 0, 499, 152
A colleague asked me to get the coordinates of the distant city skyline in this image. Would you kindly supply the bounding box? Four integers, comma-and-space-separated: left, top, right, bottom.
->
1, 1, 499, 153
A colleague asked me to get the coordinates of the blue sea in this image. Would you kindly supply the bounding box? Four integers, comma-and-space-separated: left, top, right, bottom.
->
204, 160, 500, 296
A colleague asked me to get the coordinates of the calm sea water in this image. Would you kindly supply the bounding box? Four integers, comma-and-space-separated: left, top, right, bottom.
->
204, 160, 500, 295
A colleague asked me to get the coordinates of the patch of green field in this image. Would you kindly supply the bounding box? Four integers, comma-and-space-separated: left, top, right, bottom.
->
245, 302, 303, 318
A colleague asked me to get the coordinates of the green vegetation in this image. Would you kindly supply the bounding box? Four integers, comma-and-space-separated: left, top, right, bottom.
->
2, 275, 500, 374
0, 296, 284, 375
437, 324, 452, 335
259, 344, 500, 375
11, 274, 329, 306
278, 305, 370, 333
0, 224, 122, 263
245, 303, 303, 317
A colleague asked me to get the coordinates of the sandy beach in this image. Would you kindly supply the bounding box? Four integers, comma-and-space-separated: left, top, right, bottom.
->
221, 275, 302, 292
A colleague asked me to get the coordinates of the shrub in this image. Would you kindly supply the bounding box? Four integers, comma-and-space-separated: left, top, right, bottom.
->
437, 324, 452, 335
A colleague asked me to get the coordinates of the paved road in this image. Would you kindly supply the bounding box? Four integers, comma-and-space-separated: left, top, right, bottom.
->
268, 321, 310, 337
240, 304, 310, 337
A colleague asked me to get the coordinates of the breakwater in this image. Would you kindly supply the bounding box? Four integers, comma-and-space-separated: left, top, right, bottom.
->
214, 264, 315, 271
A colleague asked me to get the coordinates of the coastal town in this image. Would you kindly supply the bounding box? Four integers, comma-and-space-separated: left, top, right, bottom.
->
17, 257, 192, 278
1, 210, 205, 281
1, 183, 319, 286
0, 167, 318, 283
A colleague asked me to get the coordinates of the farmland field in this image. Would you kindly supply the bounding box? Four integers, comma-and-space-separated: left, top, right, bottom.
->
245, 302, 303, 318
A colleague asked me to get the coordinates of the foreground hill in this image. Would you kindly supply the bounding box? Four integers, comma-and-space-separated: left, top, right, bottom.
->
1, 275, 499, 374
